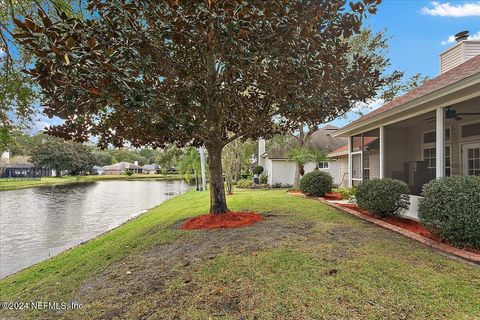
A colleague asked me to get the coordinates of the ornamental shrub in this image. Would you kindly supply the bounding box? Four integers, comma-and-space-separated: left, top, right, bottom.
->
252, 166, 264, 175
333, 187, 356, 201
419, 176, 480, 248
237, 179, 253, 188
299, 171, 333, 197
356, 178, 410, 217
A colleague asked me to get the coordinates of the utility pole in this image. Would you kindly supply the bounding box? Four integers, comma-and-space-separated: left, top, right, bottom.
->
199, 146, 207, 191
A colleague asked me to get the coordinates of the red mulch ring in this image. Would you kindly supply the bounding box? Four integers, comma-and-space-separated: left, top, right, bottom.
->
324, 192, 343, 200
181, 211, 264, 230
337, 203, 480, 254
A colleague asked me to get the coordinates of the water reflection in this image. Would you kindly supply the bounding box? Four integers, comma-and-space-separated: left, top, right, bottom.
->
0, 180, 189, 278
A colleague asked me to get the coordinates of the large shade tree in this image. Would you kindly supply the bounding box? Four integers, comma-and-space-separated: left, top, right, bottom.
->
15, 0, 385, 213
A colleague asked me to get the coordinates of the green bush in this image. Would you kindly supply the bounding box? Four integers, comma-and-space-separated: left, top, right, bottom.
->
356, 179, 410, 217
260, 174, 268, 184
333, 187, 356, 200
237, 179, 253, 188
299, 171, 333, 197
252, 166, 264, 175
125, 170, 134, 176
419, 176, 480, 248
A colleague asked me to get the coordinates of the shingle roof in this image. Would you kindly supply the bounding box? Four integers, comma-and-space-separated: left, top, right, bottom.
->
265, 126, 348, 159
341, 54, 480, 130
102, 161, 143, 170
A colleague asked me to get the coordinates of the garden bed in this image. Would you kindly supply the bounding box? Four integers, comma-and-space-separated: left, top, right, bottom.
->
287, 191, 480, 262
334, 203, 480, 257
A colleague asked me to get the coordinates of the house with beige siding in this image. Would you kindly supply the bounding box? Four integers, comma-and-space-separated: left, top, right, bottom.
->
332, 33, 480, 219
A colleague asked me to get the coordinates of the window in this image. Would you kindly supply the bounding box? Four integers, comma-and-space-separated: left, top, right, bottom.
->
423, 148, 436, 169
445, 146, 451, 176
422, 146, 451, 176
318, 161, 330, 169
461, 122, 480, 139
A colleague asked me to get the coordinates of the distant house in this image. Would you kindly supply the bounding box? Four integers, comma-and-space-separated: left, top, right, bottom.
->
101, 162, 143, 175
92, 166, 104, 175
142, 164, 160, 174
0, 153, 53, 178
259, 125, 349, 186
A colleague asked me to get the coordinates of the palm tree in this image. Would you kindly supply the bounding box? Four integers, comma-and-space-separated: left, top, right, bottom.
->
308, 148, 330, 170
288, 147, 314, 188
178, 147, 202, 190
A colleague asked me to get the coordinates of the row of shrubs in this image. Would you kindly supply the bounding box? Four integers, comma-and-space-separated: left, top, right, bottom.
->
236, 179, 292, 189
298, 170, 480, 249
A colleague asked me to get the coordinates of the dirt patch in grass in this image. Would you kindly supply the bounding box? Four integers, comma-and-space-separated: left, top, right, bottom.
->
71, 214, 318, 319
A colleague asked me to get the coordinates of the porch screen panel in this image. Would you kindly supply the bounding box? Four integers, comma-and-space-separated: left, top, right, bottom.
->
362, 129, 380, 180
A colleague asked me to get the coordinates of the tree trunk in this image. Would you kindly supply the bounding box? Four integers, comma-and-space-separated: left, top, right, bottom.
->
206, 143, 229, 214
293, 163, 304, 189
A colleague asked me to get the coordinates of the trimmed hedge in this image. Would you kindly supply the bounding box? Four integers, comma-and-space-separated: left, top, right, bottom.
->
419, 176, 480, 248
356, 178, 410, 217
252, 166, 264, 175
299, 171, 333, 197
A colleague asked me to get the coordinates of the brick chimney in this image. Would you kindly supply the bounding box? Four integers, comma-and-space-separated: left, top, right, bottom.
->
440, 31, 480, 74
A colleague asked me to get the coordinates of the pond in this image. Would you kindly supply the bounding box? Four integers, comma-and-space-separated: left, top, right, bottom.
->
0, 179, 190, 278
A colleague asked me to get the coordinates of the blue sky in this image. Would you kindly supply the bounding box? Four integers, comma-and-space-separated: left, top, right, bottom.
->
26, 1, 480, 133
329, 0, 480, 127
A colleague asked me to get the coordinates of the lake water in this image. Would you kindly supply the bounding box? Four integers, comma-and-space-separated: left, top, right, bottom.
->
0, 179, 189, 278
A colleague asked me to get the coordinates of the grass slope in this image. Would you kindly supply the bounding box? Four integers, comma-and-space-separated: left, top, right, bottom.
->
0, 174, 181, 191
0, 189, 479, 319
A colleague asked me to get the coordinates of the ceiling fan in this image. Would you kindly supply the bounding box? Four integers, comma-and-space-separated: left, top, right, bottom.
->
424, 107, 480, 123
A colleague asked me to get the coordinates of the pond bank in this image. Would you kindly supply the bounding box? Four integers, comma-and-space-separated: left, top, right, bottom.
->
0, 174, 181, 191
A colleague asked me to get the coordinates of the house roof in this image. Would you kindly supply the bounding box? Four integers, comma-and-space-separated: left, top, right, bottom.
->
335, 54, 480, 135
265, 125, 348, 159
102, 161, 143, 170
2, 163, 35, 169
327, 136, 379, 158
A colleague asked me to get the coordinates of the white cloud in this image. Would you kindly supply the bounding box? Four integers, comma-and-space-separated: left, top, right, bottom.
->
441, 30, 480, 45
421, 1, 480, 17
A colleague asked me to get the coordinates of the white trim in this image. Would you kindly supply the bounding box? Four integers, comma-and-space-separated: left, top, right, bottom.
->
436, 107, 445, 178
348, 138, 352, 187
380, 126, 385, 179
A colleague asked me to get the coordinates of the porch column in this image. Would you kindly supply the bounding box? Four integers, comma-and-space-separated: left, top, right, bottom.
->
436, 107, 445, 178
348, 137, 352, 187
379, 126, 385, 179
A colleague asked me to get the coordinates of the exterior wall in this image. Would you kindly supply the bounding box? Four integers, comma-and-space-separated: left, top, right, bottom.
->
270, 160, 296, 186
265, 158, 345, 186
440, 40, 480, 74
338, 157, 349, 187
264, 158, 273, 185
369, 150, 380, 179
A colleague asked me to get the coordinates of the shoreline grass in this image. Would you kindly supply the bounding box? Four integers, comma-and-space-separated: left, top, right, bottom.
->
1, 189, 479, 319
0, 174, 182, 191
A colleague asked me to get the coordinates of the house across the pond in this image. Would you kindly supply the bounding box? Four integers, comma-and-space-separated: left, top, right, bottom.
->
332, 31, 480, 219
258, 125, 349, 187
101, 161, 143, 175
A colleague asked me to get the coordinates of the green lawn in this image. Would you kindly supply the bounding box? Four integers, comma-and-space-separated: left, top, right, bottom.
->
0, 189, 479, 319
0, 174, 181, 191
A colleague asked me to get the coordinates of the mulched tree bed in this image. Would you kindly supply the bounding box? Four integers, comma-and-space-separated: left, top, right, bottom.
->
337, 203, 480, 255
181, 212, 264, 230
